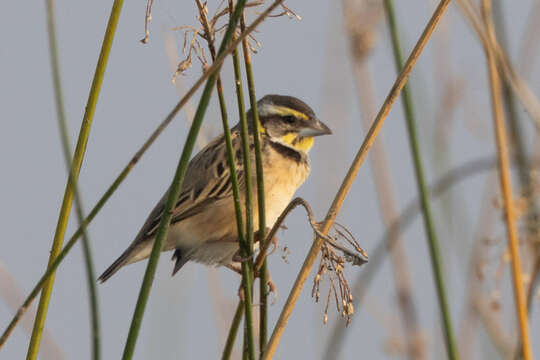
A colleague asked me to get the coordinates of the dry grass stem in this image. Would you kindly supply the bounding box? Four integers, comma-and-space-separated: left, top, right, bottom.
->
481, 0, 532, 358
141, 0, 155, 43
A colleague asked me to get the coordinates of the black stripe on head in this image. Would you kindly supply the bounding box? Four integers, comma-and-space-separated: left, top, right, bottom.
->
256, 94, 315, 119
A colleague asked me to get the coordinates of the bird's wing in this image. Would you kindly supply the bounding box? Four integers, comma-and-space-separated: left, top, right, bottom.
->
135, 131, 248, 242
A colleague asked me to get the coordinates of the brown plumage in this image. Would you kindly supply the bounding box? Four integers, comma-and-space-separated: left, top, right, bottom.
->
98, 95, 331, 282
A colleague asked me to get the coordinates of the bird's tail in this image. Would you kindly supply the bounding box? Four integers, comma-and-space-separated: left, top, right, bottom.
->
98, 244, 141, 283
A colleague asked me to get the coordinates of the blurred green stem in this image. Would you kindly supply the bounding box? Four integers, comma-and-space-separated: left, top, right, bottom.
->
27, 1, 123, 359
382, 1, 458, 359
45, 1, 100, 359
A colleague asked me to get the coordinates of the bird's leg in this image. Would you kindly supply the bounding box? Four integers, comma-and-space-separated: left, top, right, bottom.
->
256, 227, 280, 257
265, 270, 278, 304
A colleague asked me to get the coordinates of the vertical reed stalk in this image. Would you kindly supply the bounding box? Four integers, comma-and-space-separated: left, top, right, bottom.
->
382, 1, 458, 358
239, 14, 268, 354
233, 32, 257, 360
0, 2, 284, 347
262, 1, 451, 358
195, 1, 256, 357
227, 12, 257, 360
45, 1, 100, 359
493, 0, 540, 326
27, 1, 124, 359
481, 1, 532, 359
120, 1, 256, 358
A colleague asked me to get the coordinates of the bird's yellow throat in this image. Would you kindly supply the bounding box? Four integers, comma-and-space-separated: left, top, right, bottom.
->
281, 133, 314, 152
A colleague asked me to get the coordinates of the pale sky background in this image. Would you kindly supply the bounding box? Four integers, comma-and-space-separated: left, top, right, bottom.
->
1, 0, 540, 359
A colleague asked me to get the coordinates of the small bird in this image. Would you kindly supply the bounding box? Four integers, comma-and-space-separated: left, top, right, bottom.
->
98, 94, 331, 282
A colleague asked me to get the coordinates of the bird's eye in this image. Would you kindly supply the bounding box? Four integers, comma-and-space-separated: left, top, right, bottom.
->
283, 115, 296, 124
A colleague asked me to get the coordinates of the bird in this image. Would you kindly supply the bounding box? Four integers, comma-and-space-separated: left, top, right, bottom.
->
98, 94, 332, 282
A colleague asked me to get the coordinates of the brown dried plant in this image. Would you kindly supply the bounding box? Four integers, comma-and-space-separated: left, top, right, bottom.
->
312, 223, 368, 326
152, 0, 302, 82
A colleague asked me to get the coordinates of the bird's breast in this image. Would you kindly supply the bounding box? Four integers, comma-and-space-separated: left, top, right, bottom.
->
260, 152, 310, 228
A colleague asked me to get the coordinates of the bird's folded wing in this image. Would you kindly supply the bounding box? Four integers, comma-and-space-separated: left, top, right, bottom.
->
136, 131, 248, 242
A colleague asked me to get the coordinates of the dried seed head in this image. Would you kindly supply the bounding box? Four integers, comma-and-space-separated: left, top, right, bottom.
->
172, 57, 193, 83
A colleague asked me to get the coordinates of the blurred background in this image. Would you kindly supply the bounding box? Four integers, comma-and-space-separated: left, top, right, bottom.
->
1, 0, 540, 358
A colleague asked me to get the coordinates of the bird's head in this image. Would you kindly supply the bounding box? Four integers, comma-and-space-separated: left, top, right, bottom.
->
249, 94, 332, 154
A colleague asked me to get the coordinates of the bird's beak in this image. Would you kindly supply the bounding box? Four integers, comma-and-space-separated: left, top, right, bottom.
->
299, 118, 332, 137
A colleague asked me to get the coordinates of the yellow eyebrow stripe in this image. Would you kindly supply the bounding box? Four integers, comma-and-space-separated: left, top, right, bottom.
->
272, 106, 309, 120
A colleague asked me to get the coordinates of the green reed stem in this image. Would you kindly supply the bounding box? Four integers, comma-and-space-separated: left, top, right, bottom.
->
198, 0, 255, 356
239, 15, 268, 353
45, 1, 101, 359
228, 14, 256, 360
383, 1, 458, 359
221, 302, 244, 360
0, 0, 284, 349
27, 1, 123, 359
120, 1, 251, 359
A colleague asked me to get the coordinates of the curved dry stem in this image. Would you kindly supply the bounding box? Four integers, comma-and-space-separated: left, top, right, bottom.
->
254, 198, 367, 272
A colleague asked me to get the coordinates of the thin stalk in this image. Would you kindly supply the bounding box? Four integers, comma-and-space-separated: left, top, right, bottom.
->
120, 1, 255, 358
27, 0, 123, 358
221, 302, 244, 360
494, 2, 540, 352
493, 0, 539, 249
45, 1, 100, 359
227, 8, 256, 359
196, 0, 255, 357
234, 55, 255, 360
239, 14, 268, 353
261, 1, 451, 358
481, 1, 532, 359
382, 1, 458, 359
0, 0, 284, 348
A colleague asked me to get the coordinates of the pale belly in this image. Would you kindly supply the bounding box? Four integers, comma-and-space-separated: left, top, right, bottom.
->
158, 153, 310, 266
